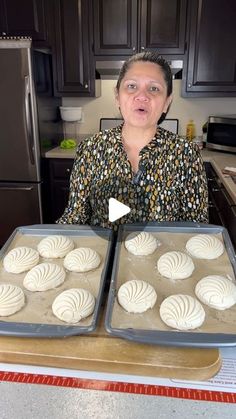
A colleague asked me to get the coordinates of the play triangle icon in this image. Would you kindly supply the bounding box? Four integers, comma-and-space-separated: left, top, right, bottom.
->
108, 198, 131, 222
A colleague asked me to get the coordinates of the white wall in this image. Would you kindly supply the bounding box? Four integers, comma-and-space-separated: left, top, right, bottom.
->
62, 80, 236, 137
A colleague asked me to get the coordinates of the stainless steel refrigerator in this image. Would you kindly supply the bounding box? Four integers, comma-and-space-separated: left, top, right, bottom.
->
0, 38, 60, 246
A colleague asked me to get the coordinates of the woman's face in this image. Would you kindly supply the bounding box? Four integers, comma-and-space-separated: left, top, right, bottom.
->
116, 61, 172, 129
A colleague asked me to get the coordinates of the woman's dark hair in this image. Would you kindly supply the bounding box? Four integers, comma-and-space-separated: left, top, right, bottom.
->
116, 51, 173, 124
116, 51, 173, 97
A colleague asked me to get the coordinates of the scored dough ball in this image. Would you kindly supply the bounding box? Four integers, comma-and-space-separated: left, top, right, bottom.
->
23, 262, 66, 292
125, 231, 158, 256
0, 284, 25, 316
117, 279, 157, 313
195, 275, 236, 310
3, 246, 39, 274
186, 234, 224, 259
37, 235, 74, 258
63, 248, 101, 272
160, 294, 205, 330
52, 288, 95, 324
157, 251, 194, 280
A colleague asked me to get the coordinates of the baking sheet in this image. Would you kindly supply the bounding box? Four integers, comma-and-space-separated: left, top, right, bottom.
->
105, 222, 236, 347
0, 225, 114, 337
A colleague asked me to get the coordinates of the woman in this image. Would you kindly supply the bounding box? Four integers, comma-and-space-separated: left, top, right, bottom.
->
58, 51, 208, 229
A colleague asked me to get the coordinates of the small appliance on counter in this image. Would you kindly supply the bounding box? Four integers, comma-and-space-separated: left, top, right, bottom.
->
60, 106, 83, 143
206, 115, 236, 153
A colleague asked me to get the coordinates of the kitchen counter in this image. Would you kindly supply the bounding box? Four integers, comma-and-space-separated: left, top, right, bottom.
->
202, 148, 236, 204
44, 144, 236, 204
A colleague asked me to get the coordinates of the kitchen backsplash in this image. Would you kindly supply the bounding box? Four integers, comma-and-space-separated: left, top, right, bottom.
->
62, 80, 236, 137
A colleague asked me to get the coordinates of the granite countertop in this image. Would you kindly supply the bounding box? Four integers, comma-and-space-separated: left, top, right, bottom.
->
44, 143, 236, 204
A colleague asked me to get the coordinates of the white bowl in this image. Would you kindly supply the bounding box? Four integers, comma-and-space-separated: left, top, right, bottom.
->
60, 107, 82, 122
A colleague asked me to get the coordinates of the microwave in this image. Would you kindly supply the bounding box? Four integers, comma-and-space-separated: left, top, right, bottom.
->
206, 115, 236, 153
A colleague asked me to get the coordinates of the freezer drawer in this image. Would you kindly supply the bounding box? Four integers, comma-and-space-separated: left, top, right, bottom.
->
0, 182, 42, 247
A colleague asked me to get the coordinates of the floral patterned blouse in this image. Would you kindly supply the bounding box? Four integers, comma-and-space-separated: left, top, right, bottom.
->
57, 124, 208, 229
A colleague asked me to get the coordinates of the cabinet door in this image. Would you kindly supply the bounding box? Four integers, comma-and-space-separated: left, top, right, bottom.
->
0, 0, 48, 43
53, 0, 95, 96
0, 183, 42, 247
93, 0, 138, 56
51, 180, 71, 222
183, 0, 236, 96
49, 159, 73, 222
140, 0, 187, 54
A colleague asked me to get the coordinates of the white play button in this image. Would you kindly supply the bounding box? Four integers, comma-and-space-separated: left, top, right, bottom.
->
108, 198, 131, 222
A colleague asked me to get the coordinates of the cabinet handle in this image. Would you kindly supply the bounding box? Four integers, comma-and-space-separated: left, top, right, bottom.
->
141, 46, 145, 51
212, 187, 220, 192
132, 46, 136, 51
2, 32, 7, 36
188, 83, 192, 88
84, 83, 88, 89
66, 168, 71, 173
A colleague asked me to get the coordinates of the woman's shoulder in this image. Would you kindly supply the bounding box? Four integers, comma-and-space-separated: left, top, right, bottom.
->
78, 125, 122, 150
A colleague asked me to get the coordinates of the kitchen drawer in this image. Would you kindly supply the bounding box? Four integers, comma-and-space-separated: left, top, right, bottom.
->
50, 159, 74, 179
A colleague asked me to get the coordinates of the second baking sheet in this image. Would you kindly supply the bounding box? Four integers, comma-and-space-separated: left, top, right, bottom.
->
105, 222, 236, 347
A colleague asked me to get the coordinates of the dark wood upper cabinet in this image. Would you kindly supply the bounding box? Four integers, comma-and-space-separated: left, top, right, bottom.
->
140, 0, 187, 54
93, 0, 138, 55
183, 0, 236, 96
0, 0, 50, 46
93, 0, 187, 56
52, 0, 96, 97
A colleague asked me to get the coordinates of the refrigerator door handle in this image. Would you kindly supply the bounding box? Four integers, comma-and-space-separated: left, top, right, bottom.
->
0, 186, 34, 191
24, 75, 35, 165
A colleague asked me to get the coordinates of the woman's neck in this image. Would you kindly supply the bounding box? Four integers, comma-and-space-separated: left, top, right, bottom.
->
121, 124, 157, 151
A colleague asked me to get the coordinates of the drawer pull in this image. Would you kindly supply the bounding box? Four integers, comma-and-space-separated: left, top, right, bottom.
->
212, 188, 220, 192
66, 168, 71, 173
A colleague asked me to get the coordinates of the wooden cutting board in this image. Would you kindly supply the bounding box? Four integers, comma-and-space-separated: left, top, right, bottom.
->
0, 315, 221, 381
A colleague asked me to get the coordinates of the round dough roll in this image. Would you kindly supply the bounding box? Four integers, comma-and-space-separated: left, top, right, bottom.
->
64, 248, 101, 272
23, 262, 66, 292
52, 288, 95, 323
0, 284, 25, 316
157, 251, 194, 280
37, 235, 74, 258
195, 275, 236, 310
118, 279, 157, 313
186, 234, 224, 259
160, 294, 205, 330
125, 232, 159, 256
3, 246, 39, 274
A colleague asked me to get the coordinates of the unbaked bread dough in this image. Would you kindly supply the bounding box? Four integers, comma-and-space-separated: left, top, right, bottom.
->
63, 248, 101, 272
52, 288, 95, 323
117, 279, 157, 313
160, 294, 205, 330
37, 235, 74, 258
0, 284, 25, 316
3, 246, 39, 274
124, 232, 158, 256
186, 234, 224, 259
157, 251, 194, 280
195, 275, 236, 310
23, 262, 66, 292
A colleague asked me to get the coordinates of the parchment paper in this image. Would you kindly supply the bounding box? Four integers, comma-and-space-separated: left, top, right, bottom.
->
111, 231, 236, 334
0, 232, 109, 327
